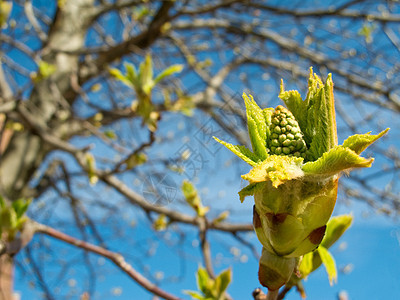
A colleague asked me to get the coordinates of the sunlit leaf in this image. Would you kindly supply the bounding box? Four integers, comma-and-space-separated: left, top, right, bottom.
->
303, 146, 373, 178
317, 246, 337, 286
154, 64, 183, 85
213, 137, 259, 166
342, 129, 389, 155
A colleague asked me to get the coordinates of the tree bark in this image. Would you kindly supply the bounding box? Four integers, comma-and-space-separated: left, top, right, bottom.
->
0, 0, 94, 297
0, 254, 14, 300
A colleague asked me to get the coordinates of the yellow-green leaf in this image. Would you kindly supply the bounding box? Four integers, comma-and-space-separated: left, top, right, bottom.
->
322, 214, 353, 249
280, 69, 337, 161
243, 93, 270, 160
303, 146, 373, 178
298, 251, 314, 278
214, 268, 231, 298
213, 137, 259, 166
85, 153, 98, 185
317, 246, 337, 285
0, 1, 12, 28
238, 183, 260, 202
154, 64, 183, 85
109, 68, 133, 88
182, 180, 208, 216
342, 128, 389, 155
153, 214, 168, 231
139, 54, 154, 95
242, 155, 304, 187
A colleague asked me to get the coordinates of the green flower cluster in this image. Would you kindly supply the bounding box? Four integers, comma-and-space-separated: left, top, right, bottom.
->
268, 105, 307, 157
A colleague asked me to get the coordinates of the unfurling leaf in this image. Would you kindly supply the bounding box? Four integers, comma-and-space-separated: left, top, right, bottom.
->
238, 183, 260, 203
317, 246, 337, 285
0, 196, 31, 240
31, 61, 57, 82
243, 93, 271, 160
212, 211, 229, 224
181, 180, 209, 217
185, 267, 232, 300
213, 137, 259, 166
154, 64, 184, 85
0, 1, 12, 28
303, 146, 374, 178
85, 153, 98, 185
342, 129, 389, 155
126, 153, 147, 169
153, 214, 168, 231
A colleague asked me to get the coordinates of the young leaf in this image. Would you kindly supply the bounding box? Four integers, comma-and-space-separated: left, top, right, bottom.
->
280, 69, 338, 160
238, 183, 260, 203
109, 68, 133, 88
0, 195, 5, 209
0, 1, 12, 28
181, 180, 209, 216
85, 153, 98, 185
317, 246, 337, 286
153, 214, 168, 231
241, 155, 304, 187
298, 251, 314, 278
212, 211, 229, 224
243, 93, 270, 160
184, 290, 207, 300
213, 137, 259, 166
154, 64, 184, 85
139, 54, 154, 95
214, 268, 231, 298
196, 267, 213, 296
124, 63, 138, 87
342, 128, 389, 155
321, 214, 353, 249
11, 198, 31, 218
303, 146, 373, 178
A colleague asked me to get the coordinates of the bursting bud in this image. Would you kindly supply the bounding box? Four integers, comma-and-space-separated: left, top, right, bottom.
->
214, 68, 388, 291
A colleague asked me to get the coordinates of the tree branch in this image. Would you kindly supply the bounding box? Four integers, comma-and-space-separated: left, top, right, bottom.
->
33, 221, 183, 300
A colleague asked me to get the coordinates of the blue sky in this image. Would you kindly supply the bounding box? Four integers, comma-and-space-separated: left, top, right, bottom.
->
3, 1, 400, 299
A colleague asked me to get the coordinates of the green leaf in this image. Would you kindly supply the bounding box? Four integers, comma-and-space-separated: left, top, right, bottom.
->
154, 64, 184, 85
0, 1, 12, 28
0, 195, 5, 209
280, 69, 337, 161
213, 137, 259, 166
85, 153, 98, 185
104, 130, 116, 139
197, 267, 213, 296
182, 180, 209, 216
303, 146, 374, 178
109, 68, 134, 88
242, 155, 304, 188
138, 54, 154, 95
243, 93, 270, 160
321, 214, 353, 249
38, 61, 57, 79
184, 290, 207, 300
126, 152, 147, 169
153, 214, 168, 231
317, 246, 337, 285
125, 63, 138, 88
298, 251, 314, 278
11, 198, 30, 218
238, 183, 260, 203
342, 128, 389, 155
214, 268, 231, 298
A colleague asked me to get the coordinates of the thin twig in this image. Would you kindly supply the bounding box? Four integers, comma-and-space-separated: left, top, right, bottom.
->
33, 221, 182, 300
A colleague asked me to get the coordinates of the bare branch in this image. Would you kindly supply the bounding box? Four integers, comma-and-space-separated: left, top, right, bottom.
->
33, 221, 182, 300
